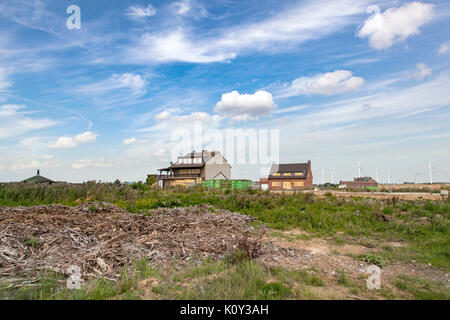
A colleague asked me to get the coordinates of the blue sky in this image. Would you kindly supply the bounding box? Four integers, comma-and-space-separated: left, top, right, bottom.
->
0, 0, 450, 183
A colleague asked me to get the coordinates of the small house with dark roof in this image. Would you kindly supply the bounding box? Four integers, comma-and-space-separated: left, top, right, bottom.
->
261, 161, 313, 190
339, 177, 378, 189
21, 170, 54, 185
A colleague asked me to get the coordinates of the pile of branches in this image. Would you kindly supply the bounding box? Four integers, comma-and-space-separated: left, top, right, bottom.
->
0, 202, 263, 281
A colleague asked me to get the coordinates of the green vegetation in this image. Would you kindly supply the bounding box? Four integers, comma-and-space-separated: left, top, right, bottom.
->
0, 258, 327, 300
0, 182, 449, 269
0, 257, 157, 300
393, 275, 450, 300
359, 253, 387, 268
0, 183, 449, 300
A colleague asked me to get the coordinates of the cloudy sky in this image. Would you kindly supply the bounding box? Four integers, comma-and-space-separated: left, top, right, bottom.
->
1, 0, 450, 183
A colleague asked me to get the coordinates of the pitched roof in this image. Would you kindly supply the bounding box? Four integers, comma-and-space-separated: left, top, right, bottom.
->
354, 177, 377, 183
269, 162, 311, 179
22, 175, 54, 184
180, 151, 214, 163
340, 177, 378, 186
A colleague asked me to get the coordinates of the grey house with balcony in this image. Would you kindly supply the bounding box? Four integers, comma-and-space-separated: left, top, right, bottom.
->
157, 150, 231, 187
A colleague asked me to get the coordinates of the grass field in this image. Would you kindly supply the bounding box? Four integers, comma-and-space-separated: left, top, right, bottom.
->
0, 182, 449, 300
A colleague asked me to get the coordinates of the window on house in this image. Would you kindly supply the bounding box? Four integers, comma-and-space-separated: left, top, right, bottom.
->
272, 182, 281, 187
294, 172, 304, 176
294, 181, 304, 187
272, 173, 280, 176
283, 173, 291, 176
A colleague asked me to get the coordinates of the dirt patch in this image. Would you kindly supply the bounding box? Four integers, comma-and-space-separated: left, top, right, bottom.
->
137, 278, 159, 299
261, 228, 450, 295
0, 202, 260, 281
334, 244, 368, 256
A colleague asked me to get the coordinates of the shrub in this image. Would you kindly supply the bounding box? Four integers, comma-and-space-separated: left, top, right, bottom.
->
359, 253, 387, 268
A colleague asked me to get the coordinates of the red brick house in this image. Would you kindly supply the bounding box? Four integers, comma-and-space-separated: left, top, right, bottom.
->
339, 177, 378, 189
261, 161, 313, 190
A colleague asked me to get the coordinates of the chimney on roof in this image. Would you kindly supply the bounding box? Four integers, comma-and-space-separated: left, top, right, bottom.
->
37, 169, 40, 176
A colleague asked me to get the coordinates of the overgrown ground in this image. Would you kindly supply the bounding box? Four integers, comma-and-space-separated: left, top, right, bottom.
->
0, 182, 449, 300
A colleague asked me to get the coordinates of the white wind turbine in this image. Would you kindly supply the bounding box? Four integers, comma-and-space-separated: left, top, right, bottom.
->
429, 161, 434, 185
330, 168, 335, 184
357, 161, 363, 178
376, 167, 379, 183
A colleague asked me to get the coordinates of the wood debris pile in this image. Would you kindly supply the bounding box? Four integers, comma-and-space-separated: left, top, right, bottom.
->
0, 202, 259, 280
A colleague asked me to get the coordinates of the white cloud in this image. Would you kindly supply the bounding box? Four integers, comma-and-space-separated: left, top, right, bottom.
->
171, 1, 190, 15
154, 148, 167, 157
0, 66, 12, 91
176, 111, 220, 124
77, 73, 147, 95
214, 90, 277, 121
123, 137, 138, 145
113, 73, 147, 93
39, 154, 54, 160
128, 0, 370, 63
122, 137, 149, 145
0, 104, 22, 117
126, 4, 156, 18
413, 63, 432, 80
154, 110, 171, 120
17, 136, 52, 152
8, 158, 60, 171
0, 104, 57, 139
72, 158, 114, 169
278, 70, 364, 97
130, 31, 237, 63
286, 72, 450, 129
358, 2, 434, 50
139, 110, 221, 134
438, 41, 449, 55
48, 131, 97, 149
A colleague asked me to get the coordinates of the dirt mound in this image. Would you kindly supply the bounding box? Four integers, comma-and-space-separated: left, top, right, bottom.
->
0, 202, 259, 281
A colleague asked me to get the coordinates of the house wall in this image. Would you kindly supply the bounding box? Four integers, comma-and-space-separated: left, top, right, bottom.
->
169, 178, 197, 187
204, 152, 231, 180
268, 178, 311, 190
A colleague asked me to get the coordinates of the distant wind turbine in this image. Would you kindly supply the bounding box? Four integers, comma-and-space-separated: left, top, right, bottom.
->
429, 161, 434, 185
354, 162, 363, 178
376, 168, 379, 183
330, 168, 335, 184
